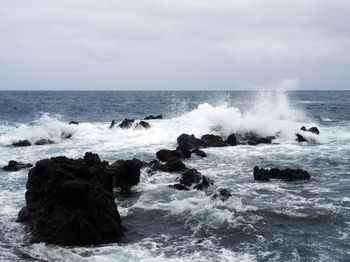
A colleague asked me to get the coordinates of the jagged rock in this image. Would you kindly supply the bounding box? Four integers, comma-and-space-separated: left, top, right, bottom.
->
156, 149, 183, 162
69, 121, 79, 125
17, 153, 124, 246
253, 166, 310, 181
148, 158, 187, 173
119, 119, 134, 129
176, 169, 213, 190
309, 127, 319, 134
34, 139, 54, 145
144, 114, 163, 120
226, 134, 237, 146
177, 134, 204, 150
191, 149, 206, 157
137, 121, 151, 129
12, 140, 31, 147
109, 120, 115, 129
200, 134, 227, 147
237, 133, 275, 145
296, 134, 308, 142
110, 159, 141, 190
176, 143, 191, 158
3, 160, 33, 171
211, 189, 232, 201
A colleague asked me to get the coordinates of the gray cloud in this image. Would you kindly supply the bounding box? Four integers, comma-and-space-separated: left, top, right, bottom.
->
0, 0, 350, 90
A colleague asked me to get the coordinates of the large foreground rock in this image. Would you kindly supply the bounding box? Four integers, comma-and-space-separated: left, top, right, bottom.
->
253, 166, 310, 181
17, 153, 124, 246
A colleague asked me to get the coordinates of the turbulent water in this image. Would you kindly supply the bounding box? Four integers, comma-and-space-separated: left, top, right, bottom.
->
0, 90, 349, 262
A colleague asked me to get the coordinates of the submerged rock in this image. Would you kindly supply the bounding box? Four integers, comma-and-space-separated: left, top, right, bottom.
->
253, 166, 310, 181
34, 139, 54, 145
3, 160, 32, 171
144, 114, 163, 120
61, 132, 72, 139
148, 158, 187, 173
119, 119, 134, 129
18, 153, 124, 246
12, 140, 31, 147
211, 189, 232, 201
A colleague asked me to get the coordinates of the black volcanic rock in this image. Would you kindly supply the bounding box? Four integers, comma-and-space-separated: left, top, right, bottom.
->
148, 158, 187, 173
296, 134, 308, 142
69, 121, 79, 125
144, 114, 163, 120
226, 134, 237, 146
253, 166, 310, 181
238, 133, 275, 145
109, 120, 116, 129
111, 159, 141, 190
3, 160, 32, 171
191, 148, 206, 157
156, 149, 183, 162
200, 134, 227, 147
308, 127, 320, 134
212, 189, 232, 201
34, 139, 54, 145
176, 169, 214, 190
137, 121, 151, 129
119, 119, 134, 129
176, 143, 191, 158
12, 140, 31, 147
17, 154, 124, 246
177, 134, 204, 150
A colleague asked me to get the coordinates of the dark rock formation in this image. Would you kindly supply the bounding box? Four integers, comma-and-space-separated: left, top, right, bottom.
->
119, 119, 134, 129
109, 120, 116, 129
61, 132, 72, 139
300, 126, 320, 135
177, 134, 204, 150
191, 149, 206, 157
12, 140, 31, 147
237, 133, 275, 145
148, 158, 187, 173
3, 161, 33, 171
17, 153, 124, 246
176, 143, 191, 158
226, 134, 237, 146
212, 189, 232, 201
145, 114, 163, 120
200, 134, 227, 147
111, 159, 141, 190
169, 183, 189, 191
34, 139, 54, 145
137, 121, 151, 129
296, 134, 308, 142
253, 166, 310, 181
69, 121, 79, 125
156, 149, 183, 162
175, 169, 213, 190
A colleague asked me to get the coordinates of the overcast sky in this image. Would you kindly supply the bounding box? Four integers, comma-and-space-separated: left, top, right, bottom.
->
1, 0, 350, 90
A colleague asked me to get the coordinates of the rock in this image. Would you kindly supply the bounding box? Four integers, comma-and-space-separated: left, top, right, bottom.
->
200, 134, 227, 147
191, 149, 206, 157
296, 134, 308, 142
238, 133, 275, 145
18, 154, 124, 246
156, 149, 183, 162
176, 143, 191, 158
144, 114, 163, 120
119, 119, 134, 129
308, 127, 320, 135
17, 206, 29, 222
69, 121, 79, 125
61, 132, 72, 139
226, 134, 237, 146
34, 139, 54, 145
148, 158, 187, 173
12, 140, 31, 147
176, 169, 213, 190
300, 126, 307, 131
177, 134, 204, 150
109, 120, 116, 129
3, 160, 33, 171
211, 189, 232, 201
253, 166, 310, 181
169, 184, 189, 191
110, 159, 141, 190
84, 152, 101, 166
137, 121, 151, 129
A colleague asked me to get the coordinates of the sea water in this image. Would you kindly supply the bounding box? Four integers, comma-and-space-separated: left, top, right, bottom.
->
0, 90, 349, 261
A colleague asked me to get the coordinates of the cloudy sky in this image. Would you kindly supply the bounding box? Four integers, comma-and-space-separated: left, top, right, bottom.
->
1, 0, 349, 90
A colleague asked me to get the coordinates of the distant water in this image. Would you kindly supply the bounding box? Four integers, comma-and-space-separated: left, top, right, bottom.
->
0, 90, 349, 262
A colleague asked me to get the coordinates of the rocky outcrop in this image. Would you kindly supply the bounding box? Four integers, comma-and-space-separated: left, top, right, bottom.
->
137, 121, 151, 129
211, 189, 232, 201
3, 161, 33, 171
172, 169, 213, 190
110, 159, 142, 190
156, 149, 183, 162
17, 153, 124, 246
225, 134, 237, 146
301, 126, 320, 135
237, 133, 275, 145
119, 119, 134, 129
144, 114, 163, 120
253, 166, 310, 181
191, 149, 206, 157
200, 134, 227, 147
177, 134, 204, 150
148, 158, 187, 173
69, 121, 79, 125
12, 140, 31, 147
34, 139, 54, 145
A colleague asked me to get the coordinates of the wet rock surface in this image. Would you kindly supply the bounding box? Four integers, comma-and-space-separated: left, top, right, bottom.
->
3, 161, 33, 171
144, 114, 163, 120
253, 166, 310, 181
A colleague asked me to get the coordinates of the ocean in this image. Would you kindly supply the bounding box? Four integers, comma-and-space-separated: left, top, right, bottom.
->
0, 90, 349, 261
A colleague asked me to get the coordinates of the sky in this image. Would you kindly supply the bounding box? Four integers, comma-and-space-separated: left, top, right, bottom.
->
0, 0, 350, 90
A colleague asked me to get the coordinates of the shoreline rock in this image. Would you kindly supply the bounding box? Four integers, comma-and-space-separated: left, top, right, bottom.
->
253, 166, 310, 181
3, 161, 33, 171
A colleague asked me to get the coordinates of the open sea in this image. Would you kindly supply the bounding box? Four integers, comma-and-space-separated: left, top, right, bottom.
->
0, 90, 349, 262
